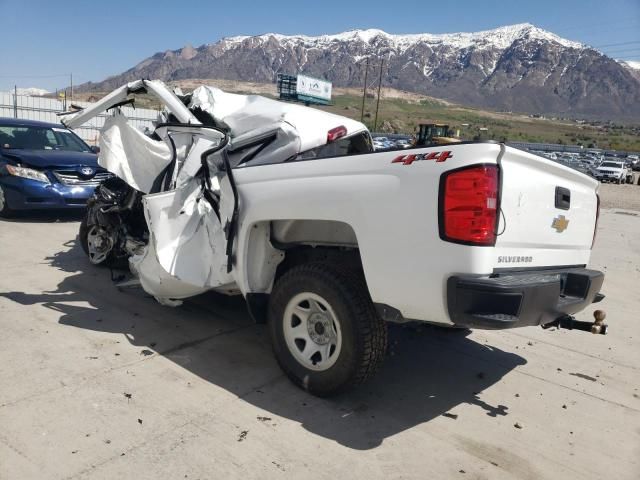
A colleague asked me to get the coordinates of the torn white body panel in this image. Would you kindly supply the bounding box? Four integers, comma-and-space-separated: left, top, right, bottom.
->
152, 125, 226, 189
99, 114, 172, 194
61, 79, 200, 129
128, 239, 208, 305
142, 179, 233, 289
189, 86, 366, 162
124, 125, 231, 304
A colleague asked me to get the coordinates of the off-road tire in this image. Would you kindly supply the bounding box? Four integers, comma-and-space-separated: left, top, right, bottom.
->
268, 262, 387, 396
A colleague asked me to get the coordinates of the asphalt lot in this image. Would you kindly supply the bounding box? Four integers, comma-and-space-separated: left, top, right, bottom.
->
0, 207, 639, 480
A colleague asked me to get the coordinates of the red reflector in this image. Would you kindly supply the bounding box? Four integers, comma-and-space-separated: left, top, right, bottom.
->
440, 165, 499, 246
327, 125, 347, 143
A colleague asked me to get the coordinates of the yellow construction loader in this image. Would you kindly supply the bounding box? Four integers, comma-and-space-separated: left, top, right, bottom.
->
414, 123, 462, 147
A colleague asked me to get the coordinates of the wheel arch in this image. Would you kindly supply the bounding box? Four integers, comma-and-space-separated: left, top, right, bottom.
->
241, 219, 365, 323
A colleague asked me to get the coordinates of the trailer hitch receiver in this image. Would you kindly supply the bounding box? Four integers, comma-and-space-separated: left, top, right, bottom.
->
542, 310, 608, 335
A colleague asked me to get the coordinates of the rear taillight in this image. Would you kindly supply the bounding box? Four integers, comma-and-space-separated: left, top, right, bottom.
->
327, 125, 347, 143
439, 164, 500, 246
592, 193, 600, 249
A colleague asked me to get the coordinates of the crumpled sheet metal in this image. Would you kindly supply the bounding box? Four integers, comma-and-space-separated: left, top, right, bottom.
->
81, 82, 369, 304
188, 86, 365, 155
99, 114, 172, 194
61, 79, 199, 129
142, 178, 233, 289
128, 180, 233, 303
101, 116, 233, 303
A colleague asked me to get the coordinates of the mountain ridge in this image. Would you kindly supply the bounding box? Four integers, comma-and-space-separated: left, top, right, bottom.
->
220, 23, 585, 51
76, 24, 640, 120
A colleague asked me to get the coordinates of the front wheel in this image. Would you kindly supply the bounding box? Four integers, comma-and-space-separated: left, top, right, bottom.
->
0, 184, 14, 218
79, 214, 119, 266
268, 262, 387, 396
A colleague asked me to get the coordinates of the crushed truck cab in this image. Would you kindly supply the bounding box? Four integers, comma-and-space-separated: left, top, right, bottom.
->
62, 80, 606, 396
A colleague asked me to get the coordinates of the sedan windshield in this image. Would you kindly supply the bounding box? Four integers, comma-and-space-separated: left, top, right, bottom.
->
0, 125, 91, 152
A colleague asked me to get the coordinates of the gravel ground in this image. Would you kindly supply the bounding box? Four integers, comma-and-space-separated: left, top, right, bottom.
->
598, 173, 640, 211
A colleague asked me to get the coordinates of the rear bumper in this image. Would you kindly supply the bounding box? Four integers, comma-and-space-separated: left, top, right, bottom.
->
447, 268, 604, 329
0, 177, 94, 209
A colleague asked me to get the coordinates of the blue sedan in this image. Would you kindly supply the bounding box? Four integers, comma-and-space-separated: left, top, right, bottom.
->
0, 118, 111, 216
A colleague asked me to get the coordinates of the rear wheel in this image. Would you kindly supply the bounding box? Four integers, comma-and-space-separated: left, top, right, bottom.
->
0, 185, 14, 217
269, 262, 387, 396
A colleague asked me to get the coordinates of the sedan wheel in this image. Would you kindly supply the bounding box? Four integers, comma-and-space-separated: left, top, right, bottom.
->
0, 185, 13, 217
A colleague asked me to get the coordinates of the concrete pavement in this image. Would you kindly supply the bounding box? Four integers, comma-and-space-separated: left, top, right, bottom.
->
0, 209, 638, 479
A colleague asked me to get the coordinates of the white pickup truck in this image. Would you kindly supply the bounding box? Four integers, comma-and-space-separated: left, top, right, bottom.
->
62, 80, 606, 396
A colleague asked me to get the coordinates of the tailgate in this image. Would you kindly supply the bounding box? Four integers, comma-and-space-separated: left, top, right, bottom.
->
495, 147, 599, 266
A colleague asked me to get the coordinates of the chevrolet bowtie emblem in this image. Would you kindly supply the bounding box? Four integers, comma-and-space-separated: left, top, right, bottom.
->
551, 215, 569, 233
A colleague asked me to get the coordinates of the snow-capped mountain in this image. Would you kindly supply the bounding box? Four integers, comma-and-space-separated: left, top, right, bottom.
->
15, 87, 50, 96
620, 60, 640, 83
77, 23, 640, 119
622, 60, 640, 71
224, 23, 584, 52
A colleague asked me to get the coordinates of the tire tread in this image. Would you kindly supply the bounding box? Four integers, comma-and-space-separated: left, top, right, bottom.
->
269, 261, 387, 395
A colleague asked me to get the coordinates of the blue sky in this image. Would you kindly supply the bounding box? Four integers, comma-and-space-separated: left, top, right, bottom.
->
1, 0, 638, 91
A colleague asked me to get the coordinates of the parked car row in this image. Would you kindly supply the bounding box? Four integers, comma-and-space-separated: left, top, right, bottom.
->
372, 135, 413, 151
531, 150, 638, 185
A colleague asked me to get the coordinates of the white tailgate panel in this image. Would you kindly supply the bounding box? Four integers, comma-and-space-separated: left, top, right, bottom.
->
496, 148, 598, 267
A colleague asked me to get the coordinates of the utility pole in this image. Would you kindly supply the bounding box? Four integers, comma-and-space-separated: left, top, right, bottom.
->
360, 58, 369, 123
13, 85, 17, 118
373, 58, 384, 132
70, 73, 73, 101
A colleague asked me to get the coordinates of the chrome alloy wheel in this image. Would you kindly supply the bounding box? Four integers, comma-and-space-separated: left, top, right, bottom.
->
283, 292, 343, 371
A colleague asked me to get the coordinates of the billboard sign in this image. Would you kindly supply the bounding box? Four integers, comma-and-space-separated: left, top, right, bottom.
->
296, 75, 332, 102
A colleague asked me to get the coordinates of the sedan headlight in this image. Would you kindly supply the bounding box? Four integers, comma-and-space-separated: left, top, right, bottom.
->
6, 165, 50, 183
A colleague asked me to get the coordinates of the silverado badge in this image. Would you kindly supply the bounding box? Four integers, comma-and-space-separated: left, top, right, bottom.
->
551, 215, 569, 233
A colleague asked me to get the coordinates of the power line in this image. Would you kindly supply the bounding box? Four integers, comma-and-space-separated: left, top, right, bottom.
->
593, 40, 640, 48
600, 47, 640, 55
0, 73, 70, 79
558, 19, 639, 33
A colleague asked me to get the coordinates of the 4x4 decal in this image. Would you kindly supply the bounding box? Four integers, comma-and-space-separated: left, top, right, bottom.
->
392, 151, 453, 165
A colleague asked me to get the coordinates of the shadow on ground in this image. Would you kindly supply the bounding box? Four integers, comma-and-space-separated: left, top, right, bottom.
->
0, 240, 526, 450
